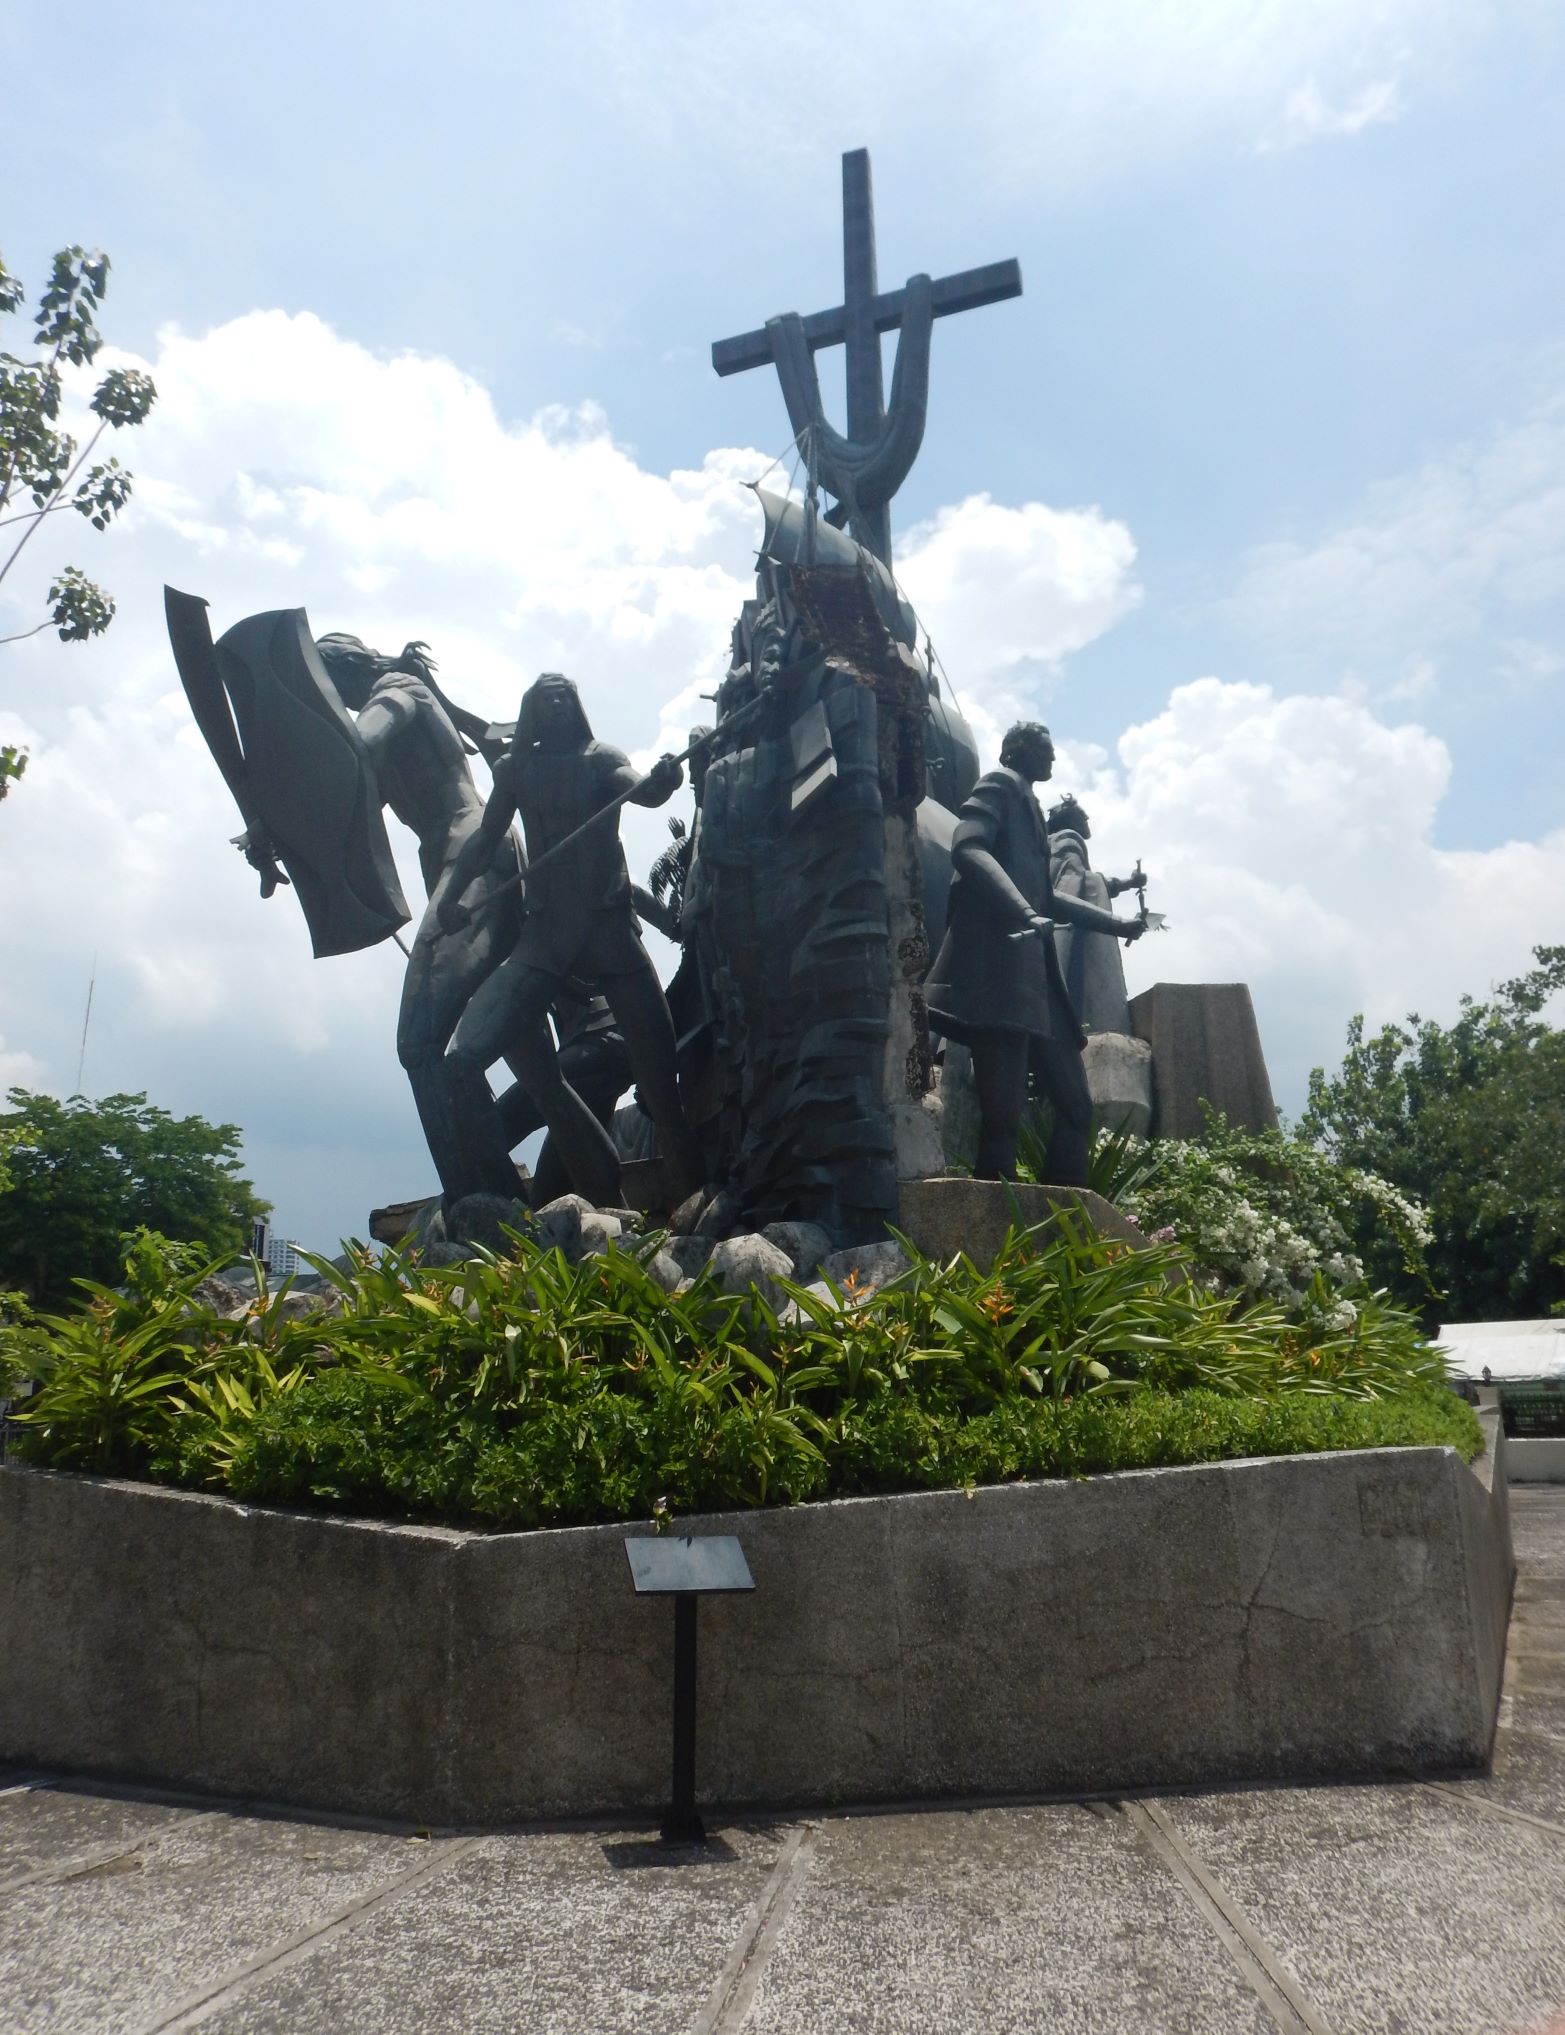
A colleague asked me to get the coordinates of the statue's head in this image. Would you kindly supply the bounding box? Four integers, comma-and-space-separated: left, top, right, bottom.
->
315, 632, 380, 711
999, 720, 1054, 783
316, 633, 437, 711
516, 672, 593, 750
1046, 793, 1090, 840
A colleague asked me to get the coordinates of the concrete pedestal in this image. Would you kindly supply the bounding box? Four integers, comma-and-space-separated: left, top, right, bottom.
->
1082, 1032, 1153, 1139
895, 1176, 1151, 1264
1128, 983, 1278, 1140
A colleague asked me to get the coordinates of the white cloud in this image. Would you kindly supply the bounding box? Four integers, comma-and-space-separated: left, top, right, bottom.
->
1258, 73, 1403, 153
896, 493, 1141, 759
1227, 398, 1565, 687
1046, 678, 1565, 1113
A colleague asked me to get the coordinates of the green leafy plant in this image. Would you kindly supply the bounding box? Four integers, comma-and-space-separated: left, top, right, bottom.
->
1113, 1113, 1435, 1328
3, 1217, 1476, 1530
1, 247, 156, 659
0, 1090, 268, 1305
1303, 944, 1565, 1319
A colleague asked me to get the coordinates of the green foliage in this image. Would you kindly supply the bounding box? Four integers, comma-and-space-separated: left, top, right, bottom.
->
0, 246, 157, 659
0, 1091, 268, 1306
0, 743, 25, 802
1116, 1113, 1435, 1330
1302, 945, 1565, 1319
5, 1219, 1475, 1532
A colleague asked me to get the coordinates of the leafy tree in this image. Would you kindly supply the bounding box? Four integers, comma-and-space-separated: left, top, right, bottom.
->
0, 246, 157, 679
1302, 945, 1565, 1321
0, 1089, 268, 1306
0, 743, 24, 802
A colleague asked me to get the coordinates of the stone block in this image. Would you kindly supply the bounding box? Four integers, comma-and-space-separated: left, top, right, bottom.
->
368, 1197, 439, 1247
895, 1176, 1150, 1267
1082, 1031, 1153, 1139
1128, 982, 1278, 1139
0, 1420, 1513, 1822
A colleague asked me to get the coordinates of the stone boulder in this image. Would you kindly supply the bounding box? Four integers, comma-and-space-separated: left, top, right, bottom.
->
444, 1193, 530, 1255
662, 1233, 716, 1280
759, 1221, 836, 1283
641, 1249, 685, 1294
706, 1233, 796, 1313
816, 1240, 912, 1299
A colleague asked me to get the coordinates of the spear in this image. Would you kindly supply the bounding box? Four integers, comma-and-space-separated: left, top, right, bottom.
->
458, 723, 723, 926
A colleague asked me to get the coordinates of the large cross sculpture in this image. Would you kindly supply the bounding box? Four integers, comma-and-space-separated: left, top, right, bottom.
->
712, 148, 1022, 570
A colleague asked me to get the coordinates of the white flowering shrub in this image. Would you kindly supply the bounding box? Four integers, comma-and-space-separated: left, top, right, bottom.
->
1117, 1116, 1435, 1328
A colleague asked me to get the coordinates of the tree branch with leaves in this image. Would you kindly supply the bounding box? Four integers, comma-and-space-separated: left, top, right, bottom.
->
0, 246, 157, 657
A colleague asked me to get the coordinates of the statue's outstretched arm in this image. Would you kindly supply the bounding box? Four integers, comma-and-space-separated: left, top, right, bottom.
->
438, 763, 519, 931
618, 753, 684, 808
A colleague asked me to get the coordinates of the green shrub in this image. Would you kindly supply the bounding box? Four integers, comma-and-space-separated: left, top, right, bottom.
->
1107, 1115, 1436, 1325
3, 1216, 1478, 1531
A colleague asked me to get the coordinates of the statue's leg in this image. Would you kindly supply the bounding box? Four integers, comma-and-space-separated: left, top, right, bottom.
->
1032, 1033, 1092, 1188
530, 1040, 631, 1208
448, 955, 622, 1208
397, 896, 510, 1202
971, 1029, 1030, 1180
601, 952, 705, 1191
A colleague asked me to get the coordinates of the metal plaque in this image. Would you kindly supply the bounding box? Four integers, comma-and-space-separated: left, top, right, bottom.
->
624, 1535, 755, 1596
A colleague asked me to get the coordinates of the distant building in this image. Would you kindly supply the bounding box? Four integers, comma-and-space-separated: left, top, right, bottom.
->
248, 1218, 300, 1281
266, 1234, 301, 1280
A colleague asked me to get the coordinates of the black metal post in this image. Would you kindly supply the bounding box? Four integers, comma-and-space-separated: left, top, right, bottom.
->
662, 1594, 703, 1843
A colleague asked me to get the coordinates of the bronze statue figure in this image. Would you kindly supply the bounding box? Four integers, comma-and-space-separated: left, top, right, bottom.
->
311, 634, 528, 1202
925, 722, 1145, 1184
436, 673, 701, 1207
1044, 793, 1144, 1039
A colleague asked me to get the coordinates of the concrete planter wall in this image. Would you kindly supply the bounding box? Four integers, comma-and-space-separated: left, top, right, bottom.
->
0, 1420, 1512, 1825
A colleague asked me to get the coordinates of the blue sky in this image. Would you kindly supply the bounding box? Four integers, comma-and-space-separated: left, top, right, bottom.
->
3, 1, 1563, 1246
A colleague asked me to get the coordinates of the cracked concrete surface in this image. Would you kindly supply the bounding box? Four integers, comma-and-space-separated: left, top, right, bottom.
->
2, 1485, 1560, 2034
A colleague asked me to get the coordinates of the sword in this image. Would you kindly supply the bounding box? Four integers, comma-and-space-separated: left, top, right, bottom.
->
1131, 858, 1169, 932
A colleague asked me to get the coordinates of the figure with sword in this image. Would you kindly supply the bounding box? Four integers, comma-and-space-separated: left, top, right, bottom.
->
1044, 792, 1164, 1039
435, 673, 705, 1208
924, 721, 1146, 1185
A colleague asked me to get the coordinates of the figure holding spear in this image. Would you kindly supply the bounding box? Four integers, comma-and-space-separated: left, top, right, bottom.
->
435, 673, 704, 1208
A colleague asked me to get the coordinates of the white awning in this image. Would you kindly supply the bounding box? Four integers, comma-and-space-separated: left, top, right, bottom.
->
1436, 1319, 1565, 1385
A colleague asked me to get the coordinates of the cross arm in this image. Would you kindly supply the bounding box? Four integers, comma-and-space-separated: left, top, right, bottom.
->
711, 258, 1022, 378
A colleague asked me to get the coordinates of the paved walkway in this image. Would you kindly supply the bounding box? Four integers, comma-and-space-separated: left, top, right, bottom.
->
4, 1487, 1563, 2035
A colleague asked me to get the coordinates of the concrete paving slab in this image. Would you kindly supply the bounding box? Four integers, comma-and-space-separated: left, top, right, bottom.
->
743, 1803, 1275, 2035
1512, 1491, 1565, 1575
1457, 1728, 1565, 1828
197, 1822, 788, 2035
0, 1784, 200, 1882
1162, 1780, 1565, 2035
0, 1807, 412, 2035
